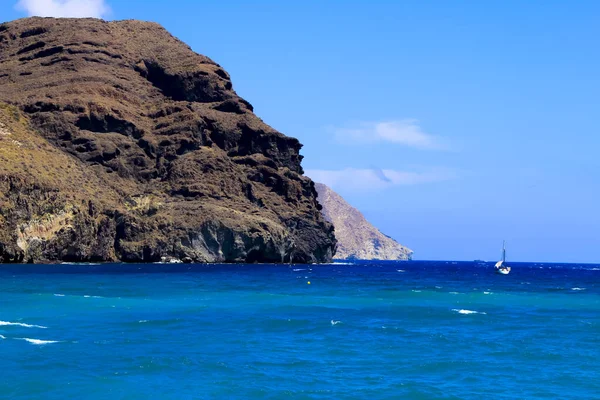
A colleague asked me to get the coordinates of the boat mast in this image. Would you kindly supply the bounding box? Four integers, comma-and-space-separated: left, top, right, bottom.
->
502, 240, 506, 263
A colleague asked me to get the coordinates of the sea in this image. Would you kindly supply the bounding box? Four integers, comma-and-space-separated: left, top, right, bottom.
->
0, 260, 598, 399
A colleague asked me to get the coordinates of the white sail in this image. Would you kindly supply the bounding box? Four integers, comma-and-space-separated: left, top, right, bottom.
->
495, 240, 510, 274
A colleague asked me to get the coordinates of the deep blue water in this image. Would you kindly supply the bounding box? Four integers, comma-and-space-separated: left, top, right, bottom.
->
0, 260, 599, 399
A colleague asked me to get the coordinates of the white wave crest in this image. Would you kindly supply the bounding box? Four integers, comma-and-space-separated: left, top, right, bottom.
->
292, 268, 306, 272
397, 269, 405, 272
453, 309, 486, 315
483, 291, 492, 295
571, 287, 586, 291
331, 320, 342, 326
61, 262, 100, 265
0, 335, 5, 339
54, 294, 65, 297
0, 321, 47, 329
18, 338, 59, 345
412, 290, 422, 293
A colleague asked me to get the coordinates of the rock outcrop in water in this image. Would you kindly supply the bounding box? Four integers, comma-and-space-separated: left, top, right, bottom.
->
315, 183, 412, 260
0, 17, 336, 264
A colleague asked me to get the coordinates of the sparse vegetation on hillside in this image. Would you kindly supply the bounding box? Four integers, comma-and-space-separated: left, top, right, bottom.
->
0, 18, 335, 264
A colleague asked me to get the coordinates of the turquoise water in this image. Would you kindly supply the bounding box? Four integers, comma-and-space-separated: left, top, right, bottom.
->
1, 261, 599, 399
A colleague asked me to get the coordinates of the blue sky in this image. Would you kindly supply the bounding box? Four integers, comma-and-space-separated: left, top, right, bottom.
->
4, 1, 600, 263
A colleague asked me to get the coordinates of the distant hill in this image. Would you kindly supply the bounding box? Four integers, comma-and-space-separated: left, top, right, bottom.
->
314, 183, 413, 261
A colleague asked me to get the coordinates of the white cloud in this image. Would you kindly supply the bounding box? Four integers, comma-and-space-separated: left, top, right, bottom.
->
15, 0, 110, 18
306, 167, 457, 191
333, 119, 448, 150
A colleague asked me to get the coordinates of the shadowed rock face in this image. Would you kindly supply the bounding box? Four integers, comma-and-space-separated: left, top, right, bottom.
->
315, 183, 412, 261
0, 17, 336, 264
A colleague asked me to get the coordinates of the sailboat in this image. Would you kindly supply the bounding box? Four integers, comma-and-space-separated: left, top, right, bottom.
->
494, 241, 511, 275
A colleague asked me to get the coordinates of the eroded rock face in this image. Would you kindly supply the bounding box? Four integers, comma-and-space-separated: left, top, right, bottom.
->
315, 183, 412, 261
0, 18, 336, 264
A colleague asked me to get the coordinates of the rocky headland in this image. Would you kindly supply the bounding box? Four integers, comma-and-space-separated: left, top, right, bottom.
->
315, 183, 412, 260
0, 17, 336, 264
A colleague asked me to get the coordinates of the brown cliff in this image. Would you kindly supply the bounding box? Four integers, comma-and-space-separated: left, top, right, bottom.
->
0, 17, 335, 264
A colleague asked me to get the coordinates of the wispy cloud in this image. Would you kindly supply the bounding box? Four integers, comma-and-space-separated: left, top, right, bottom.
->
306, 167, 457, 191
15, 0, 110, 18
332, 119, 448, 150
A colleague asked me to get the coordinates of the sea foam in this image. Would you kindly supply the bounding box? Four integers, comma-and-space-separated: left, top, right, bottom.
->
18, 338, 59, 345
0, 321, 47, 329
453, 309, 486, 315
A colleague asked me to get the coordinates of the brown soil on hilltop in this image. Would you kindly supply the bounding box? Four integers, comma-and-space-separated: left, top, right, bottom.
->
0, 17, 335, 264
